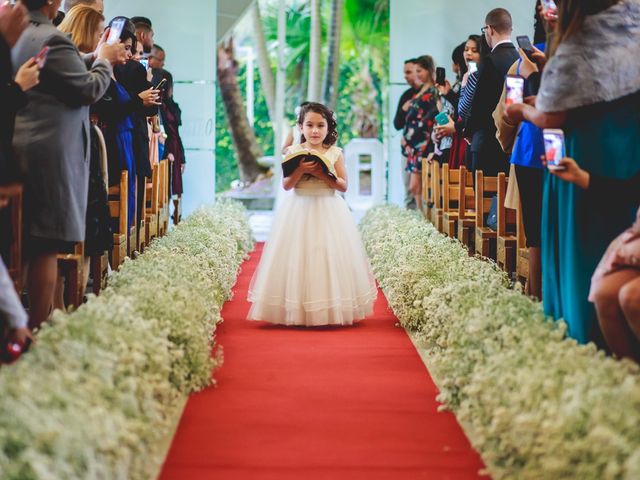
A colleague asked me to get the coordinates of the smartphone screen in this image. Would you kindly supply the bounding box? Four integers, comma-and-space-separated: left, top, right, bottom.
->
107, 19, 125, 45
542, 0, 558, 12
436, 67, 446, 86
543, 129, 565, 169
505, 75, 524, 106
468, 61, 478, 74
34, 46, 49, 69
139, 58, 149, 70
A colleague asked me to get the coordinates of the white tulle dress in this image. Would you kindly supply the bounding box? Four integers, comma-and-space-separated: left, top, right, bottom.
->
247, 144, 377, 326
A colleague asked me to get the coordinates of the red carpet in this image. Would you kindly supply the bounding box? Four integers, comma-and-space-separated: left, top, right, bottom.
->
160, 244, 487, 480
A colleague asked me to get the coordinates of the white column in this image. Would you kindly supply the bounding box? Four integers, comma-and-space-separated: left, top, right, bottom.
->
104, 0, 217, 217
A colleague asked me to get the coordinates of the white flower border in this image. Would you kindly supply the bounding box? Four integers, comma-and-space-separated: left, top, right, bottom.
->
0, 199, 253, 479
361, 205, 640, 480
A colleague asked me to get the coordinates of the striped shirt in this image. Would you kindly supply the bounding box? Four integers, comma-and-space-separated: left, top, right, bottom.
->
458, 71, 479, 120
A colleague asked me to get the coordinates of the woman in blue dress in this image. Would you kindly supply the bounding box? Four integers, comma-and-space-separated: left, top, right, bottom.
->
506, 0, 640, 343
94, 18, 159, 233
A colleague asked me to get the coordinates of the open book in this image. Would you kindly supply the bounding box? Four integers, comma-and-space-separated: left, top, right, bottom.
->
282, 149, 337, 180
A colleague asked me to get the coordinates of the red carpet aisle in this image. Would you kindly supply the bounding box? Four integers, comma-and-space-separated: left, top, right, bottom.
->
160, 244, 487, 480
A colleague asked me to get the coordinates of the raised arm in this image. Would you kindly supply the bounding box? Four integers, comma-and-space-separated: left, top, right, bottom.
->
42, 34, 113, 107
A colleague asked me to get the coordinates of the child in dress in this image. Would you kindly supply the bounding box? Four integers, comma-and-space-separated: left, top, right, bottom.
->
548, 157, 640, 360
248, 102, 377, 326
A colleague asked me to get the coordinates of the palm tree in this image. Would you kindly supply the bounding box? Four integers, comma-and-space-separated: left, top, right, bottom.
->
342, 0, 389, 138
322, 0, 343, 110
251, 1, 276, 124
217, 39, 266, 183
306, 0, 322, 102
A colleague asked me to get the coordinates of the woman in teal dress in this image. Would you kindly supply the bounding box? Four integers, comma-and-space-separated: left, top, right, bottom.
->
506, 0, 640, 343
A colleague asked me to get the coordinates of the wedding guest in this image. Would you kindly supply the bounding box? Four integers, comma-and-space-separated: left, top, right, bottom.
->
12, 0, 124, 330
394, 58, 420, 209
505, 0, 640, 343
466, 8, 519, 175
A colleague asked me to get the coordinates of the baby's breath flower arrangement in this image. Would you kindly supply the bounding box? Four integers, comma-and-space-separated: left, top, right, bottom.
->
0, 199, 253, 480
361, 205, 640, 480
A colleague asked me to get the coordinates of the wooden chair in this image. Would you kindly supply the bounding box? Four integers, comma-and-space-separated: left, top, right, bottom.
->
515, 204, 529, 288
0, 183, 23, 292
128, 177, 137, 258
137, 176, 147, 253
442, 165, 473, 238
455, 166, 477, 251
57, 242, 85, 308
429, 161, 443, 230
421, 157, 432, 220
496, 173, 518, 276
108, 171, 128, 269
90, 252, 109, 295
474, 171, 499, 259
158, 159, 169, 237
145, 162, 159, 246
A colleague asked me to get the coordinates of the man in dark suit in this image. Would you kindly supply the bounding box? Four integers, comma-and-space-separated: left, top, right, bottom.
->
466, 8, 519, 175
394, 59, 420, 209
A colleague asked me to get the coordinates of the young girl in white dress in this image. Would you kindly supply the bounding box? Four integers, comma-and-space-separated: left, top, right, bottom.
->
248, 102, 377, 326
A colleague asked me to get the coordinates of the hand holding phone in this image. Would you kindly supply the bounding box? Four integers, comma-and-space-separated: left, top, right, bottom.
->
516, 35, 536, 62
543, 129, 566, 170
435, 111, 449, 126
505, 75, 524, 106
106, 18, 125, 45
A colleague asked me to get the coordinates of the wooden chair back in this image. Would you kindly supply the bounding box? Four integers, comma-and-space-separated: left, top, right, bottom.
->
0, 184, 23, 291
475, 171, 499, 229
456, 166, 476, 220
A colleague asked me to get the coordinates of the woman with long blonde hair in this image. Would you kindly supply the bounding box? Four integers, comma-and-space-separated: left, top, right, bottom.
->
57, 4, 104, 54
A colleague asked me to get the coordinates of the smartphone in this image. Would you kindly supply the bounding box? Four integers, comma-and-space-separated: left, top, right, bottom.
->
516, 35, 536, 61
543, 129, 566, 170
34, 46, 49, 69
107, 18, 125, 45
468, 61, 478, 74
154, 78, 167, 90
435, 111, 449, 126
505, 75, 525, 106
541, 0, 558, 12
139, 58, 149, 70
436, 67, 446, 86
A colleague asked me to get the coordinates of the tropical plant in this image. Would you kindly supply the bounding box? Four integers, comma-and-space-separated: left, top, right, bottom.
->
322, 0, 344, 109
217, 38, 266, 183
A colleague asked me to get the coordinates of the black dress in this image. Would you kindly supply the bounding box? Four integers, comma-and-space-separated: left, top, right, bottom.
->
84, 126, 112, 256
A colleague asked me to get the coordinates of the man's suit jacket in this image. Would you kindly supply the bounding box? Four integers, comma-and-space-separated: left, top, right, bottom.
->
12, 11, 112, 242
466, 42, 519, 146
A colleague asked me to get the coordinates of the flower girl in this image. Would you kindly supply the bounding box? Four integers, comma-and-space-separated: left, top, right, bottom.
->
248, 102, 377, 326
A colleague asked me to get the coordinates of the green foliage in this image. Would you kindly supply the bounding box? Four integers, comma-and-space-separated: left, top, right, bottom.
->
216, 65, 274, 193
216, 0, 389, 192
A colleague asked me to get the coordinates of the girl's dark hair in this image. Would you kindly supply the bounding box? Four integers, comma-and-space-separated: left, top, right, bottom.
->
467, 34, 487, 59
22, 0, 48, 10
452, 42, 466, 78
108, 17, 137, 52
297, 102, 339, 147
